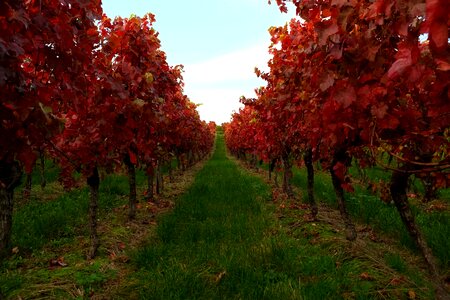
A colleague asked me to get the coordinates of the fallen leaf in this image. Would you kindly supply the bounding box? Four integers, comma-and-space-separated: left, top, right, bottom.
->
360, 272, 374, 281
49, 257, 68, 269
408, 290, 416, 299
369, 232, 379, 242
389, 276, 405, 286
308, 237, 320, 245
426, 202, 447, 212
118, 255, 130, 263
214, 271, 226, 283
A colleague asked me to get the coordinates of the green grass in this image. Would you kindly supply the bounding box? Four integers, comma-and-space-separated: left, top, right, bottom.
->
1, 255, 117, 298
12, 188, 90, 252
0, 153, 193, 298
124, 134, 435, 299
291, 167, 450, 269
11, 165, 156, 252
11, 173, 133, 253
1, 133, 441, 299
1, 172, 134, 298
24, 158, 61, 187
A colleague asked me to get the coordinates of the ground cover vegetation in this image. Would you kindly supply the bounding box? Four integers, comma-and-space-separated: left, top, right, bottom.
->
116, 133, 441, 299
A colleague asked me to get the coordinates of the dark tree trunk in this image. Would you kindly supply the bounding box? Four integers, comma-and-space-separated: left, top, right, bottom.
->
176, 155, 181, 170
125, 156, 137, 220
159, 163, 164, 191
269, 158, 276, 180
0, 160, 22, 259
156, 168, 161, 195
188, 150, 194, 167
146, 167, 154, 201
330, 151, 356, 241
156, 162, 163, 195
304, 148, 318, 220
0, 186, 13, 258
268, 167, 272, 180
87, 167, 100, 259
39, 151, 46, 189
274, 171, 279, 187
282, 154, 294, 197
252, 154, 258, 169
390, 169, 449, 300
194, 152, 199, 164
179, 154, 186, 171
168, 160, 174, 183
22, 173, 32, 201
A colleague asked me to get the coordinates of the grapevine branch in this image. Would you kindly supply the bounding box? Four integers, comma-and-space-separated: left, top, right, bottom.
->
369, 125, 449, 174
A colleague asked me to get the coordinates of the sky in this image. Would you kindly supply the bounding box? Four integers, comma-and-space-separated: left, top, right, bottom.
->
102, 0, 296, 124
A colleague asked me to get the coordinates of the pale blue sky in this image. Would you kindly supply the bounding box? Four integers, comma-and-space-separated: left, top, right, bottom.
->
102, 0, 295, 124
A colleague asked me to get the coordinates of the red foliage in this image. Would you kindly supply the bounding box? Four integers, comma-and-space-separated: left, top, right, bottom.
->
0, 0, 102, 175
231, 0, 449, 189
1, 2, 214, 186
52, 14, 214, 184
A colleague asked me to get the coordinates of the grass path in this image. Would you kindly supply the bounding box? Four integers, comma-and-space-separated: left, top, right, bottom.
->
1, 132, 438, 299
121, 133, 281, 298
119, 133, 436, 299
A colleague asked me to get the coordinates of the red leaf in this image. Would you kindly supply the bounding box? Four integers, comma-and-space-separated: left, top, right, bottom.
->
435, 58, 450, 71
342, 182, 354, 193
329, 44, 343, 59
426, 0, 449, 53
333, 84, 356, 108
429, 21, 448, 53
17, 149, 37, 174
371, 104, 388, 119
333, 162, 347, 182
317, 21, 339, 45
128, 150, 137, 164
8, 8, 30, 28
379, 115, 400, 130
320, 73, 335, 91
388, 47, 412, 79
365, 44, 381, 62
87, 27, 99, 37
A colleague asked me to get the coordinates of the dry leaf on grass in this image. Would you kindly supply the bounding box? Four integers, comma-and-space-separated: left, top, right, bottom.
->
49, 257, 68, 269
359, 272, 375, 281
214, 271, 226, 283
407, 290, 416, 299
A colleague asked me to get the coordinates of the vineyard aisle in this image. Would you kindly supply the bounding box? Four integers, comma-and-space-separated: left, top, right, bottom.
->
117, 131, 436, 299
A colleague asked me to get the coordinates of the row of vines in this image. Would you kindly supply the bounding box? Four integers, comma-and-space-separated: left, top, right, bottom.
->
0, 1, 215, 261
224, 0, 448, 298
